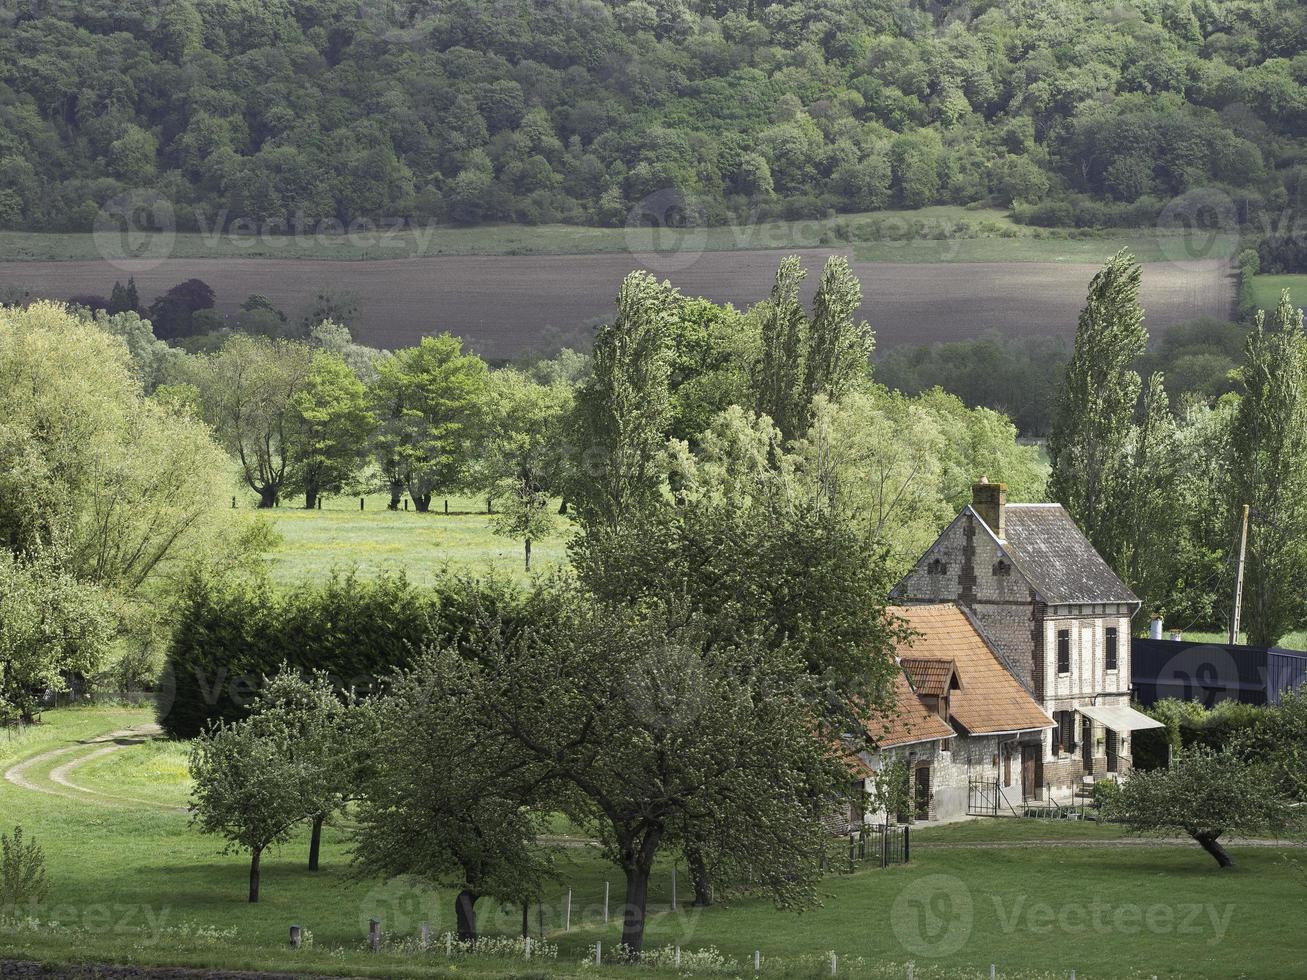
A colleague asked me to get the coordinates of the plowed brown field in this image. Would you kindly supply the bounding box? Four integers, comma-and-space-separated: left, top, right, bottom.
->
0, 251, 1234, 356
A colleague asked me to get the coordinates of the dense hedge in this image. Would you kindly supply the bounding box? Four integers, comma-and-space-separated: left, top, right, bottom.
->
157, 571, 522, 739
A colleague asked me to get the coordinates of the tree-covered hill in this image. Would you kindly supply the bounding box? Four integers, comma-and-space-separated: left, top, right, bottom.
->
1, 0, 1304, 233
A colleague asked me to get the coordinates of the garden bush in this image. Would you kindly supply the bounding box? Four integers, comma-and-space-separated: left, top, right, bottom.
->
158, 569, 524, 738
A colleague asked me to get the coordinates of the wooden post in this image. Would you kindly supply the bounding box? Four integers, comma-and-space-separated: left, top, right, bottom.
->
444, 499, 449, 514
404, 498, 408, 511
675, 946, 681, 968
754, 950, 761, 974
830, 952, 837, 975
369, 918, 381, 952
420, 922, 430, 949
360, 496, 365, 510
522, 902, 529, 938
289, 925, 302, 949
565, 889, 572, 931
317, 497, 322, 510
990, 966, 996, 980
904, 826, 911, 863
525, 937, 532, 960
604, 881, 609, 923
595, 942, 602, 966
446, 933, 452, 956
1230, 503, 1250, 644
231, 496, 236, 509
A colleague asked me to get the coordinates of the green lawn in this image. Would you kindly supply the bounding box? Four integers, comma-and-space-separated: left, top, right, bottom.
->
1247, 274, 1307, 313
254, 490, 570, 587
0, 207, 1230, 264
3, 709, 1304, 979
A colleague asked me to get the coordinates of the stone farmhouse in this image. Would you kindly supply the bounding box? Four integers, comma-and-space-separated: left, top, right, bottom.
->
858, 478, 1163, 824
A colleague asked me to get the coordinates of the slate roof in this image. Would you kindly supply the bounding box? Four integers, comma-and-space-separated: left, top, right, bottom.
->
890, 604, 1054, 736
899, 657, 958, 697
868, 672, 957, 749
990, 504, 1139, 606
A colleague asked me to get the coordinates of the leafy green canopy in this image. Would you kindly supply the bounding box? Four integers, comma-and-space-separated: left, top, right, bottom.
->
0, 1, 1297, 230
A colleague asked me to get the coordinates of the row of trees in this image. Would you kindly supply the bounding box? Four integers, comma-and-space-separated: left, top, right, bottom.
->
187, 259, 920, 952
1048, 250, 1307, 646
3, 2, 1304, 231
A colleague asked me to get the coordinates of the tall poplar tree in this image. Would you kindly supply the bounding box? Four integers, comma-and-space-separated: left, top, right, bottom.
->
753, 256, 808, 441
1048, 249, 1148, 567
800, 256, 873, 422
1228, 290, 1307, 646
570, 271, 679, 530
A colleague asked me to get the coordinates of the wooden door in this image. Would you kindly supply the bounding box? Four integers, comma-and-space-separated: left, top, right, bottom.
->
1020, 744, 1037, 800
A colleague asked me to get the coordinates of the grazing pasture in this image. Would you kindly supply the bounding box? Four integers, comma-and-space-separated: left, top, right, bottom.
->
254, 491, 569, 586
3, 708, 1303, 979
0, 251, 1233, 358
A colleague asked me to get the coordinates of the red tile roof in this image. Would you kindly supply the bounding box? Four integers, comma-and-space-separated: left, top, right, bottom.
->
868, 671, 956, 749
890, 604, 1054, 736
900, 657, 958, 697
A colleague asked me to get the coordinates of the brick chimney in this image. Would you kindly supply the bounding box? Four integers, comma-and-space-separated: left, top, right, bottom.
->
971, 475, 1006, 539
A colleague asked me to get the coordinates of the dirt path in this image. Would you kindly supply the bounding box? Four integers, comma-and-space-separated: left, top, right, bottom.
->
2, 724, 174, 809
927, 837, 1307, 849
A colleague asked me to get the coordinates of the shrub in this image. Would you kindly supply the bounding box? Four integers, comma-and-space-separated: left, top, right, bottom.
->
0, 826, 49, 909
158, 570, 525, 738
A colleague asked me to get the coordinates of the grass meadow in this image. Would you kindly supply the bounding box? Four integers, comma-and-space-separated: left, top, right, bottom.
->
0, 207, 1222, 265
2, 708, 1305, 979
1248, 274, 1307, 313
253, 490, 571, 587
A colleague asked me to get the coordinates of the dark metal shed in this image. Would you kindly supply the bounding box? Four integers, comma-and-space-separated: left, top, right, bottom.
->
1131, 639, 1307, 708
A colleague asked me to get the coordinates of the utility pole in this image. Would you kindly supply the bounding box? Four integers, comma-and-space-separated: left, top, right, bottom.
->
1229, 504, 1250, 645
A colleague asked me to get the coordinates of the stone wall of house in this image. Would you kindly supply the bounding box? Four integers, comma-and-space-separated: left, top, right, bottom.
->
894, 511, 1044, 690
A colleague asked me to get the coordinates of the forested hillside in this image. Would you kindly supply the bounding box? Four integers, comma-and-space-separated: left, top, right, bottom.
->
1, 0, 1304, 233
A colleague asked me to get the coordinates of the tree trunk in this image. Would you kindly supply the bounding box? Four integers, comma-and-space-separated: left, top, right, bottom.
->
1194, 833, 1235, 868
308, 813, 324, 871
249, 846, 263, 903
257, 486, 278, 509
304, 488, 318, 510
687, 847, 713, 907
388, 481, 402, 510
524, 537, 532, 571
487, 496, 494, 514
454, 889, 479, 942
620, 864, 653, 958
413, 494, 431, 513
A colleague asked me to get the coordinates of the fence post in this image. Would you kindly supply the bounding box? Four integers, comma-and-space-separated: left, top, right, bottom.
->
525, 937, 532, 960
565, 889, 572, 931
368, 918, 380, 952
672, 866, 678, 911
231, 496, 236, 509
604, 881, 609, 923
420, 922, 430, 949
990, 965, 995, 979
289, 925, 302, 949
360, 496, 365, 510
904, 825, 911, 863
830, 951, 837, 975
882, 826, 889, 868
446, 933, 452, 957
754, 950, 761, 974
675, 946, 681, 968
847, 834, 855, 873
595, 942, 602, 966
